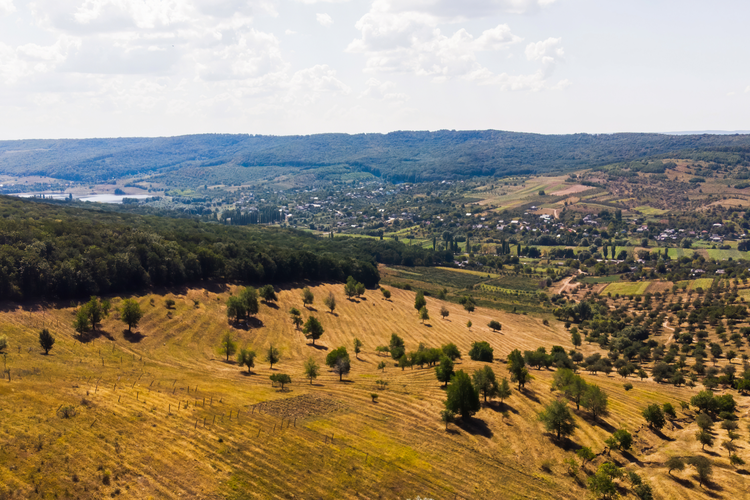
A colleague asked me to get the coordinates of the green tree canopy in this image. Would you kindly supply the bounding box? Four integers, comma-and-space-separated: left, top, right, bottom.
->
444, 370, 480, 420
538, 399, 576, 440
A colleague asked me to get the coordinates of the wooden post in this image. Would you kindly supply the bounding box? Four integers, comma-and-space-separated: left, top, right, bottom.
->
168, 404, 171, 414
118, 395, 121, 403
194, 419, 197, 429
212, 415, 216, 424
273, 424, 276, 432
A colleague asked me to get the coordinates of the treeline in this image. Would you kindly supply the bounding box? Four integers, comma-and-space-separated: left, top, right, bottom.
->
0, 196, 449, 301
3, 131, 750, 183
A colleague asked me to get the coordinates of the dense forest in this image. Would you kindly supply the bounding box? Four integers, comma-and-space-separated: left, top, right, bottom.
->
2, 131, 750, 183
0, 196, 449, 301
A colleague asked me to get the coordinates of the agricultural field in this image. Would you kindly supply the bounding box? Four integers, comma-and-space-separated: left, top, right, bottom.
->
1, 283, 749, 500
688, 278, 715, 290
601, 281, 651, 296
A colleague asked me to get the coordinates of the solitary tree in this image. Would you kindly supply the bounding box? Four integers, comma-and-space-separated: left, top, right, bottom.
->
381, 288, 391, 300
39, 329, 55, 355
303, 357, 319, 384
302, 287, 314, 308
440, 306, 450, 320
120, 298, 144, 333
344, 276, 358, 299
642, 404, 666, 430
377, 361, 386, 372
472, 365, 500, 402
609, 429, 633, 451
323, 292, 336, 314
219, 332, 237, 361
302, 316, 325, 346
488, 320, 502, 332
333, 357, 351, 381
538, 399, 577, 440
353, 337, 363, 359
270, 373, 291, 390
414, 291, 426, 311
435, 356, 455, 387
444, 370, 480, 420
419, 306, 430, 324
237, 348, 256, 373
265, 344, 281, 369
259, 284, 277, 303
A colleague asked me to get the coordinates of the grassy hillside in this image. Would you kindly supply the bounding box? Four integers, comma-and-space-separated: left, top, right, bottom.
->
0, 283, 748, 499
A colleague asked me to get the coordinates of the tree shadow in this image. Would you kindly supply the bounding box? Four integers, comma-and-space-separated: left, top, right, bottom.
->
423, 324, 433, 328
703, 450, 720, 457
520, 388, 540, 403
620, 451, 643, 466
458, 418, 493, 438
735, 469, 750, 475
239, 371, 255, 377
446, 428, 461, 435
232, 317, 265, 330
220, 359, 237, 365
308, 344, 329, 351
122, 330, 145, 343
486, 402, 519, 415
76, 329, 114, 343
305, 306, 318, 312
263, 302, 280, 310
668, 476, 694, 489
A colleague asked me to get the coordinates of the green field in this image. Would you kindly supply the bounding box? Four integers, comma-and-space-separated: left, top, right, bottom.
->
480, 284, 536, 296
436, 267, 501, 279
635, 205, 667, 215
602, 281, 651, 295
689, 278, 715, 290
579, 275, 623, 284
704, 248, 746, 260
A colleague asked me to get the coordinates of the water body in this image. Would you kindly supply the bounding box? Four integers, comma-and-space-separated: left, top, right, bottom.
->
78, 194, 151, 203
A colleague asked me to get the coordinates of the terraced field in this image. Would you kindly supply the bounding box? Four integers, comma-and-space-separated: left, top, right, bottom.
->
688, 278, 715, 290
0, 283, 748, 499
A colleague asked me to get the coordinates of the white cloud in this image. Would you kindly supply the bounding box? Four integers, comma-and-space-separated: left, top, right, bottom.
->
360, 77, 408, 102
745, 86, 750, 93
367, 0, 556, 21
296, 0, 349, 3
0, 0, 16, 16
316, 13, 333, 27
285, 29, 296, 35
286, 64, 350, 104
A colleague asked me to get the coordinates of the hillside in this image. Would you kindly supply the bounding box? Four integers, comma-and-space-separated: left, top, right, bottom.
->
0, 283, 748, 499
2, 131, 750, 183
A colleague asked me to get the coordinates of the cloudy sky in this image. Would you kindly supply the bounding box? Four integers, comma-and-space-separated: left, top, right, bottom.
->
0, 0, 748, 139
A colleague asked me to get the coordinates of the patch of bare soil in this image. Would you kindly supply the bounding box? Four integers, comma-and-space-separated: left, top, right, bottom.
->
251, 394, 348, 419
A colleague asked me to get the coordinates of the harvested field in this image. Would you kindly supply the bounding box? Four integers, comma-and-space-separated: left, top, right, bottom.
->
550, 184, 593, 196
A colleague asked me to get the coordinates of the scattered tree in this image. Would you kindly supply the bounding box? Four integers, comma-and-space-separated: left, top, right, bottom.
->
259, 284, 277, 303
377, 361, 386, 372
326, 346, 351, 381
665, 456, 685, 476
414, 290, 426, 311
302, 287, 314, 308
237, 348, 256, 373
323, 292, 336, 314
73, 307, 91, 335
488, 320, 501, 332
381, 288, 391, 300
303, 357, 319, 384
538, 399, 577, 440
472, 365, 500, 402
39, 329, 55, 355
435, 356, 455, 387
444, 370, 480, 420
577, 446, 596, 468
507, 349, 530, 390
588, 462, 623, 500
120, 298, 143, 333
582, 384, 609, 420
468, 341, 494, 362
695, 429, 714, 450
419, 306, 430, 324
353, 337, 363, 359
440, 409, 456, 431
687, 456, 712, 487
265, 344, 281, 369
289, 307, 302, 329
497, 378, 512, 405
642, 404, 666, 430
269, 373, 291, 390
440, 306, 449, 320
302, 316, 325, 346
571, 328, 582, 348
219, 332, 237, 361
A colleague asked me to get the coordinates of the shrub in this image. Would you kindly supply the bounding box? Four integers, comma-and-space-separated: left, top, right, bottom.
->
623, 382, 633, 391
165, 299, 175, 309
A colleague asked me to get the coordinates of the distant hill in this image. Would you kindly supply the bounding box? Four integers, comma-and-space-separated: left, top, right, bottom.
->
1, 130, 750, 183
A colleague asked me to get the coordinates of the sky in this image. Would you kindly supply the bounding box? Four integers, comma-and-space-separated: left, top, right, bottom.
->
0, 0, 749, 139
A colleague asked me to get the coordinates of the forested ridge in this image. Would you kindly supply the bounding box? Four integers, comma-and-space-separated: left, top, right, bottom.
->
0, 196, 448, 301
3, 131, 750, 182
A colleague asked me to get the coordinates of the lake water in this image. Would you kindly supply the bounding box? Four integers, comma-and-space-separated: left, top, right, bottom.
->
78, 194, 152, 203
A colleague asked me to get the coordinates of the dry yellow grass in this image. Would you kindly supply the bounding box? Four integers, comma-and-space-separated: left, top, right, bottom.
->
0, 284, 748, 499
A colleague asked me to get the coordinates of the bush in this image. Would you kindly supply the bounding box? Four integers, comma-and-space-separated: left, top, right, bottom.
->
58, 405, 77, 418
165, 299, 176, 309
623, 382, 633, 391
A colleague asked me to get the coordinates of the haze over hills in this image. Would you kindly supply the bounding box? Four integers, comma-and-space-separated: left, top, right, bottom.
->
2, 130, 750, 183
